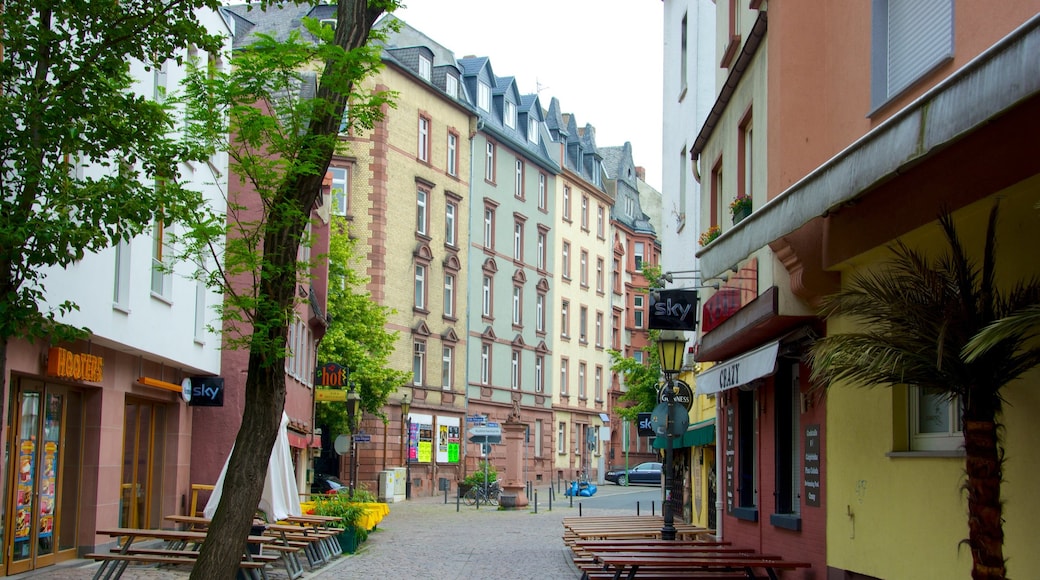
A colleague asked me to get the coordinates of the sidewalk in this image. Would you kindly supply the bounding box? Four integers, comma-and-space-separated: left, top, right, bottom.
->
13, 486, 644, 580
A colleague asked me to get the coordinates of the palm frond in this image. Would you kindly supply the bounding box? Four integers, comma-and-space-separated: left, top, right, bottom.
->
963, 305, 1040, 361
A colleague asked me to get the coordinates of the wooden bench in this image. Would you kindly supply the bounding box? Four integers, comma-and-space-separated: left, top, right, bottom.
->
585, 552, 809, 580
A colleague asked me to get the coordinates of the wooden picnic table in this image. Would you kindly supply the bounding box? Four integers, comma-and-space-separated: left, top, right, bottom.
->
88, 527, 273, 580
563, 516, 711, 542
166, 514, 316, 579
583, 549, 810, 580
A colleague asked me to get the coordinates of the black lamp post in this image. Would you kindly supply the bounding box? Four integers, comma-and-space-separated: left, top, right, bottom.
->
658, 331, 687, 540
400, 393, 412, 500
346, 381, 360, 498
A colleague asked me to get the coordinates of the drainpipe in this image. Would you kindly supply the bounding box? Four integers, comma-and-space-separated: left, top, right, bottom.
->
714, 392, 724, 539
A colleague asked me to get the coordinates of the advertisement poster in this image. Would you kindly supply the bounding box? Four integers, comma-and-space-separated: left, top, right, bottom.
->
435, 416, 461, 463
38, 441, 58, 538
15, 439, 35, 541
408, 413, 434, 463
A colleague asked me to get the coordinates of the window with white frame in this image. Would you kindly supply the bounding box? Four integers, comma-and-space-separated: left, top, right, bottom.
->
579, 306, 588, 343
418, 54, 431, 80
597, 205, 605, 238
562, 186, 571, 220
581, 195, 589, 229
414, 264, 427, 310
580, 250, 588, 287
633, 350, 644, 365
445, 201, 457, 246
910, 386, 963, 451
558, 422, 566, 454
512, 286, 522, 325
596, 258, 604, 293
633, 295, 644, 328
193, 280, 207, 343
578, 362, 587, 398
536, 232, 546, 270
625, 195, 634, 217
560, 359, 569, 395
595, 366, 603, 401
511, 350, 520, 389
441, 347, 453, 390
485, 141, 496, 181
535, 355, 544, 393
482, 276, 492, 317
536, 292, 545, 333
483, 207, 494, 248
413, 341, 426, 386
514, 160, 524, 198
513, 221, 523, 261
151, 216, 171, 299
481, 343, 491, 384
595, 312, 603, 347
535, 419, 543, 456
446, 75, 458, 98
504, 101, 516, 129
538, 173, 547, 210
871, 0, 953, 110
418, 116, 430, 162
330, 166, 348, 216
113, 239, 131, 310
528, 117, 538, 143
416, 188, 428, 235
562, 241, 571, 279
443, 273, 455, 318
447, 133, 458, 176
478, 80, 491, 111
634, 242, 645, 270
561, 300, 570, 337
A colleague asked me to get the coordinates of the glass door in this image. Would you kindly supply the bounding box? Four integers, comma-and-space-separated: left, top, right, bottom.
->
121, 400, 166, 529
6, 381, 82, 575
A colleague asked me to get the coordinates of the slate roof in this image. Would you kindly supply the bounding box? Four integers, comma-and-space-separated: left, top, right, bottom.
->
602, 143, 656, 235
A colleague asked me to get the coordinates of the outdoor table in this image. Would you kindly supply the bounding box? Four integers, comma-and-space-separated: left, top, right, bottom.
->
89, 527, 273, 580
585, 549, 810, 580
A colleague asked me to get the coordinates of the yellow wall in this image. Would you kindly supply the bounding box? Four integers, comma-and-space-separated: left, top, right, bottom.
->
826, 182, 1040, 578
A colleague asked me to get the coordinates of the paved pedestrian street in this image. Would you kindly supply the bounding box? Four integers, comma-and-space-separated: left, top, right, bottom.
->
12, 486, 650, 580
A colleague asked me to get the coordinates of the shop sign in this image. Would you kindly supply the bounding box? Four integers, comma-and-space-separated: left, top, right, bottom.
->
314, 362, 348, 387
649, 289, 699, 331
657, 379, 694, 411
187, 377, 224, 407
46, 347, 103, 383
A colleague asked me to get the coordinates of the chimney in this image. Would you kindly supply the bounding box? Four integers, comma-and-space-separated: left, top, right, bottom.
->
635, 166, 646, 181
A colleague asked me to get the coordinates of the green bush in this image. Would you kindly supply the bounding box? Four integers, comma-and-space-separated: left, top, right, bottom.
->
462, 461, 497, 487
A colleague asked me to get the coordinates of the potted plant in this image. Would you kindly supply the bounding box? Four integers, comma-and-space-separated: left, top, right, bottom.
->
310, 490, 372, 553
729, 195, 752, 223
699, 224, 721, 247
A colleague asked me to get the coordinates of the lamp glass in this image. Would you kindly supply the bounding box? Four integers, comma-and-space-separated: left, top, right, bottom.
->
658, 332, 687, 374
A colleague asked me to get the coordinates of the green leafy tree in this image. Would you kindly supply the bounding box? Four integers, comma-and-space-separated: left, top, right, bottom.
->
176, 2, 400, 577
609, 263, 668, 419
316, 219, 410, 438
0, 0, 223, 412
808, 204, 1040, 580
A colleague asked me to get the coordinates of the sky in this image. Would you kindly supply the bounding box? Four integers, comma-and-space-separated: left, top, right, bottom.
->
392, 0, 664, 191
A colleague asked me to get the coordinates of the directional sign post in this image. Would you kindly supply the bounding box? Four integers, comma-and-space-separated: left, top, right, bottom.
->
468, 425, 502, 445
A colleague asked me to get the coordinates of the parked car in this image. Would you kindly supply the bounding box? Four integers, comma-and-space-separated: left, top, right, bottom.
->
311, 473, 348, 495
605, 462, 663, 486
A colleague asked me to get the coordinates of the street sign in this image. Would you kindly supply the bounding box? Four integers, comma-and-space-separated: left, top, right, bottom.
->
466, 415, 486, 423
353, 434, 371, 443
485, 422, 499, 428
315, 388, 347, 402
467, 425, 502, 437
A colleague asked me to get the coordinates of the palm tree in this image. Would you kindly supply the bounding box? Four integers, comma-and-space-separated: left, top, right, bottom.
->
807, 203, 1040, 580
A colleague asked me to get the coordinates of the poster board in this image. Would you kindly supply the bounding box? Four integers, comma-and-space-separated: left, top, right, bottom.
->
436, 416, 461, 463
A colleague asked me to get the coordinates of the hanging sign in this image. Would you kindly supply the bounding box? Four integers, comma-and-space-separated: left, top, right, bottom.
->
649, 289, 699, 331
315, 362, 349, 387
186, 377, 224, 407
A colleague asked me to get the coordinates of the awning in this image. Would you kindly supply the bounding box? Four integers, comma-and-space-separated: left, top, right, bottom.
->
286, 431, 322, 449
696, 340, 780, 395
653, 418, 716, 449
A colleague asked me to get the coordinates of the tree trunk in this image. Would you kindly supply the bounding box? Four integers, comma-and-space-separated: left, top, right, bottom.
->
963, 418, 1006, 580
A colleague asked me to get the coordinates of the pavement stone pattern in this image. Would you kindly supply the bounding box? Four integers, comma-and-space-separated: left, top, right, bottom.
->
11, 487, 642, 580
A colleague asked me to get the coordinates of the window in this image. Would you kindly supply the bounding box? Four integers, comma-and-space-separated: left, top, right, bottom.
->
562, 242, 571, 279
481, 276, 492, 317
504, 101, 516, 129
613, 258, 621, 292
562, 186, 571, 220
514, 160, 524, 198
535, 419, 543, 456
512, 286, 522, 325
418, 116, 430, 162
580, 251, 589, 287
442, 347, 453, 390
418, 54, 432, 80
443, 273, 455, 318
480, 343, 491, 384
737, 389, 758, 515
560, 359, 569, 396
416, 188, 429, 236
446, 75, 459, 98
445, 201, 457, 247
536, 232, 546, 270
151, 217, 171, 299
595, 312, 603, 347
536, 355, 544, 394
511, 350, 520, 389
595, 366, 603, 401
578, 362, 587, 398
872, 0, 953, 110
596, 258, 604, 293
580, 195, 589, 230
739, 112, 753, 199
625, 195, 635, 217
633, 295, 645, 328
558, 422, 566, 454
412, 341, 426, 386
596, 205, 605, 238
579, 306, 588, 343
528, 117, 538, 143
330, 166, 348, 216
414, 264, 427, 310
536, 292, 546, 333
478, 80, 491, 111
153, 60, 168, 102
612, 313, 621, 348
538, 173, 547, 210
513, 221, 524, 261
447, 133, 458, 176
633, 350, 644, 365
911, 386, 963, 451
561, 300, 570, 338
680, 12, 688, 91
113, 240, 131, 310
634, 242, 645, 271
193, 280, 206, 343
712, 159, 724, 227
483, 207, 495, 249
485, 141, 496, 182
773, 362, 801, 528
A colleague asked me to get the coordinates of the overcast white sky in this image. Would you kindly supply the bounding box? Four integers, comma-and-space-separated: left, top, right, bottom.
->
393, 0, 664, 191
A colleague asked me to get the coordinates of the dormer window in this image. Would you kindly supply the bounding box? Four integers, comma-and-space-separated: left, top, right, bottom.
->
446, 75, 458, 98
528, 117, 538, 143
478, 81, 491, 111
418, 55, 432, 80
505, 101, 516, 129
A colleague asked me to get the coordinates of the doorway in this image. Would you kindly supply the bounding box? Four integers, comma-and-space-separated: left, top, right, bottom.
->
120, 399, 166, 529
5, 380, 83, 575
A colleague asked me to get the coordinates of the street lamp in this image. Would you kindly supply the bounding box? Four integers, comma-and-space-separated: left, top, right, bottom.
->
346, 381, 360, 497
400, 393, 412, 500
657, 330, 688, 541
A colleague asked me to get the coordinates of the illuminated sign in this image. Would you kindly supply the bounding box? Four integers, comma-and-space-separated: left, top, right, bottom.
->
46, 347, 103, 383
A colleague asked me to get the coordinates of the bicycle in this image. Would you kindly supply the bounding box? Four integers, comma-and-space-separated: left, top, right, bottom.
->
463, 481, 500, 506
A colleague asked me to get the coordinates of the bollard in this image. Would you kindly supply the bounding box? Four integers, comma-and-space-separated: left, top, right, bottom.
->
534, 490, 538, 514
548, 487, 552, 511
636, 501, 640, 516
444, 487, 448, 504
652, 501, 655, 516
579, 502, 582, 517
456, 488, 461, 512
569, 493, 573, 508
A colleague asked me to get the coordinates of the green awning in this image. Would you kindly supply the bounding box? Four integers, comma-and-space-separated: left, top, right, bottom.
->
653, 418, 716, 449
